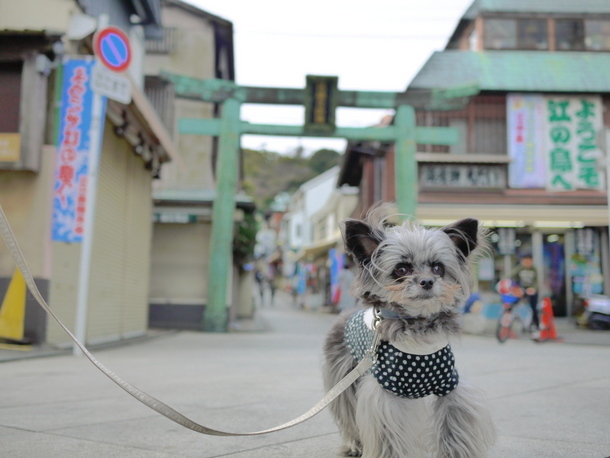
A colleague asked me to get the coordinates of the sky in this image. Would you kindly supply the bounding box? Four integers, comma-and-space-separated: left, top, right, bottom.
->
186, 0, 475, 156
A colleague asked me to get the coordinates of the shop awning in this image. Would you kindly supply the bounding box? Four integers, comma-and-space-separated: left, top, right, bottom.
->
297, 238, 340, 261
417, 204, 609, 228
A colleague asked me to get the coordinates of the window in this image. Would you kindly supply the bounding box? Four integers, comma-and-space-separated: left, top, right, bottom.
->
144, 76, 175, 136
145, 27, 178, 54
555, 19, 585, 50
484, 19, 516, 49
0, 62, 22, 133
484, 18, 548, 50
518, 19, 548, 50
585, 20, 610, 50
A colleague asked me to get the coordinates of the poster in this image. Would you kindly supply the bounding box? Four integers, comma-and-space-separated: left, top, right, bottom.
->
507, 94, 546, 188
507, 94, 605, 191
52, 58, 106, 242
544, 96, 604, 191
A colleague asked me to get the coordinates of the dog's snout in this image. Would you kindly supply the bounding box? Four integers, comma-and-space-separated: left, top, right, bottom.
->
420, 278, 434, 290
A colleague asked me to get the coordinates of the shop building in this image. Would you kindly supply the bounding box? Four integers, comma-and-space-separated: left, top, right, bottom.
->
143, 0, 255, 330
339, 0, 610, 316
0, 0, 177, 346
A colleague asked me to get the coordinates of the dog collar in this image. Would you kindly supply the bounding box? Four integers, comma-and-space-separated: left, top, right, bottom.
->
377, 308, 412, 320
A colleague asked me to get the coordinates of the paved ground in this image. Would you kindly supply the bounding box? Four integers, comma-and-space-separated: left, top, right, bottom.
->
1, 291, 609, 457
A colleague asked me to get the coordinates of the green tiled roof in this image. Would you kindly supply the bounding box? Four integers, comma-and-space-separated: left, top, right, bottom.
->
462, 0, 610, 19
408, 51, 610, 93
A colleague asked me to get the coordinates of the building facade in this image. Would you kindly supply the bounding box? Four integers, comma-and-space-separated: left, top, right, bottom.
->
339, 0, 610, 317
142, 0, 255, 330
0, 0, 177, 346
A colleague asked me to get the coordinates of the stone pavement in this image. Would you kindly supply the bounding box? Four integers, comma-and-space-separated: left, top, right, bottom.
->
1, 293, 610, 457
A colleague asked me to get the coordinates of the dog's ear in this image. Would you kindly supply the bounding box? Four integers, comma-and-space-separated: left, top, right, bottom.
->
343, 220, 382, 266
442, 218, 479, 259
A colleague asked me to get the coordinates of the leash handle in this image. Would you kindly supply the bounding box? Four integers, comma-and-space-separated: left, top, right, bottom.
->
0, 206, 377, 436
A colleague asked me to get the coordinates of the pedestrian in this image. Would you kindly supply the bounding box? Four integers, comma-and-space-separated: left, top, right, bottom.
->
511, 254, 539, 333
255, 269, 265, 306
337, 261, 358, 312
268, 268, 277, 306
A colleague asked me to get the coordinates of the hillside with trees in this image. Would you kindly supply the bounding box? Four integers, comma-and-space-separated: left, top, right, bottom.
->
242, 148, 340, 209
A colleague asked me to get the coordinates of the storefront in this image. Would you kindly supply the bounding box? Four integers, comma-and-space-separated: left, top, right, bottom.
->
418, 203, 609, 317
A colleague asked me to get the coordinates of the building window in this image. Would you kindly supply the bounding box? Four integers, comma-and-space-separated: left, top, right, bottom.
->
585, 20, 610, 50
484, 18, 548, 50
144, 76, 175, 136
145, 27, 178, 54
555, 19, 585, 50
484, 19, 516, 49
416, 96, 507, 155
0, 62, 21, 133
518, 19, 548, 50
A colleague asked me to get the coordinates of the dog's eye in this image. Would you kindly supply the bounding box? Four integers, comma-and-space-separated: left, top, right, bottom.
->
394, 264, 413, 278
431, 263, 445, 276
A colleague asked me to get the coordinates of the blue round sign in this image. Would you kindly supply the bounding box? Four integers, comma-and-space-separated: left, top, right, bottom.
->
94, 27, 132, 72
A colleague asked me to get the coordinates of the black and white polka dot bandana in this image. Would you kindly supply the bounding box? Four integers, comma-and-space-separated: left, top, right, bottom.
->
345, 309, 459, 399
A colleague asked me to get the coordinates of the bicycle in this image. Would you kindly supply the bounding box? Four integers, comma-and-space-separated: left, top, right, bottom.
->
495, 280, 534, 343
496, 294, 528, 342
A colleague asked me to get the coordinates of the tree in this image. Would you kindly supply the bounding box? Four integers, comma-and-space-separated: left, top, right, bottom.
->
309, 148, 340, 174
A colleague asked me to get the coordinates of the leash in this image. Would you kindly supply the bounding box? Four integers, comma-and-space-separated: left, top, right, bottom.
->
0, 206, 380, 436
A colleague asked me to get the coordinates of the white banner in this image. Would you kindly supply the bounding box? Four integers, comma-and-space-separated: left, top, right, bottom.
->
507, 94, 546, 188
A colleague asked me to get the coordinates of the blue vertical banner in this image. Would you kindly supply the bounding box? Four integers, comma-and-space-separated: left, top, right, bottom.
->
52, 58, 106, 242
329, 248, 341, 304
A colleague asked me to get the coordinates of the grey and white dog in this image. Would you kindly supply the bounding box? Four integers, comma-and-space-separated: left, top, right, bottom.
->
323, 206, 496, 457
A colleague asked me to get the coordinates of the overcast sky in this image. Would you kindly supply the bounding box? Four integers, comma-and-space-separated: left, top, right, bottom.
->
185, 0, 474, 155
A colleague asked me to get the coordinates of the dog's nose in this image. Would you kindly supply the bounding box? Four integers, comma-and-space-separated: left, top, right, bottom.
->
420, 278, 434, 290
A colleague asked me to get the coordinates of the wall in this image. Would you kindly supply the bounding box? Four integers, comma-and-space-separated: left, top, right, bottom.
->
0, 0, 73, 31
0, 145, 55, 343
47, 120, 153, 345
149, 222, 210, 303
144, 4, 217, 192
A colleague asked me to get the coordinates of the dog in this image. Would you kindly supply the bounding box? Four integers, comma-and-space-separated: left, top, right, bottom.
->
323, 205, 496, 457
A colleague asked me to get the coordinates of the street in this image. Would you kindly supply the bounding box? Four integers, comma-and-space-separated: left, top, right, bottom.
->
1, 292, 609, 457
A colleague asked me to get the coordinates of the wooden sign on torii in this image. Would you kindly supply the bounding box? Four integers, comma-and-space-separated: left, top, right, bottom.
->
164, 72, 478, 332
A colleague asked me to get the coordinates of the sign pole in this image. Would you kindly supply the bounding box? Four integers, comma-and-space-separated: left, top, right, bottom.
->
73, 90, 106, 355
73, 14, 109, 355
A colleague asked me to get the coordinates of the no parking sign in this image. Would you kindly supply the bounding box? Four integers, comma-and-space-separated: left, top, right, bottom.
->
92, 26, 132, 103
94, 26, 132, 72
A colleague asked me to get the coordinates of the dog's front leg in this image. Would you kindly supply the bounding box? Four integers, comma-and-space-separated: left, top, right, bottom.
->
355, 375, 428, 458
431, 379, 496, 458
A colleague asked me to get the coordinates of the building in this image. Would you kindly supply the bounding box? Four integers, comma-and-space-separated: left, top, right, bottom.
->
0, 0, 178, 346
339, 0, 610, 317
142, 0, 255, 330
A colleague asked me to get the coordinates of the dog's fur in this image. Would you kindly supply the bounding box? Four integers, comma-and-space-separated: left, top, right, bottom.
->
322, 205, 496, 457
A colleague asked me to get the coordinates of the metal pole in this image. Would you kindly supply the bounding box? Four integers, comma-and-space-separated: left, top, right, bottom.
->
393, 105, 417, 219
204, 97, 241, 332
73, 14, 109, 355
73, 90, 107, 355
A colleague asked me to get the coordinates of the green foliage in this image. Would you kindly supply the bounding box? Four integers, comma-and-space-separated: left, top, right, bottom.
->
309, 149, 340, 174
233, 211, 258, 267
242, 147, 340, 210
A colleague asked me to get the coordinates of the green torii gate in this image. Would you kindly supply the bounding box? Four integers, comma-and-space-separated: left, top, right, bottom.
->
164, 73, 478, 332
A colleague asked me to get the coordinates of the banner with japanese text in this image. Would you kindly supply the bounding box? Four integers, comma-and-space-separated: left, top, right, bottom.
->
544, 96, 604, 191
507, 94, 546, 188
52, 58, 106, 242
507, 94, 605, 191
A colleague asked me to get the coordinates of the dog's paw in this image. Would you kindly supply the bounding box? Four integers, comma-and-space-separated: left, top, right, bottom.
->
341, 442, 362, 457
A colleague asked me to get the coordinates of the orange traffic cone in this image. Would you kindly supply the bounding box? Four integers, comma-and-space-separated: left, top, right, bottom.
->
538, 297, 558, 341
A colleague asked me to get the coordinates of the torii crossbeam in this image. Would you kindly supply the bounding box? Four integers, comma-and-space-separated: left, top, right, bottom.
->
164, 73, 478, 331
